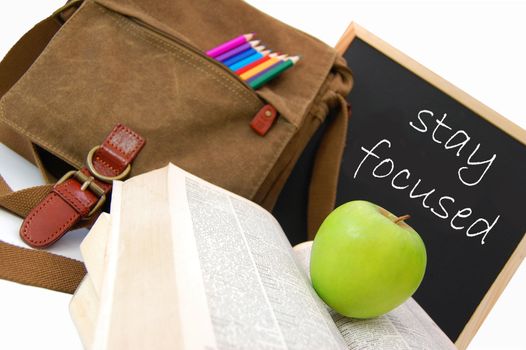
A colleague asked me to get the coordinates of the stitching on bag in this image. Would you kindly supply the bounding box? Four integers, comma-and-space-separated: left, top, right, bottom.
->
117, 16, 254, 104
0, 101, 82, 168
21, 194, 78, 245
96, 6, 258, 107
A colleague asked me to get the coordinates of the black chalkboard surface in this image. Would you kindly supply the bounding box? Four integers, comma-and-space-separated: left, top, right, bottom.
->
274, 23, 526, 349
338, 24, 526, 346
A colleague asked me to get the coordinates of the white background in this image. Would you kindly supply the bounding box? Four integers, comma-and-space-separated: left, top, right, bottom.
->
1, 1, 525, 349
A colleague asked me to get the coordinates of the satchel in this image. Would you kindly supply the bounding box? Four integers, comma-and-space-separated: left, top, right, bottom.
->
0, 0, 352, 293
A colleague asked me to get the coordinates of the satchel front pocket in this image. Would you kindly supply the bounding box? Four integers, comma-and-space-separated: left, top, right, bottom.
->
0, 0, 297, 199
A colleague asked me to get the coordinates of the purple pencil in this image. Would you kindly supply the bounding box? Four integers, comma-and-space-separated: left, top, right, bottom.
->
206, 33, 255, 58
215, 40, 260, 62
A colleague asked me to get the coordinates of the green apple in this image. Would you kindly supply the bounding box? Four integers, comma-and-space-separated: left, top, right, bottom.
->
310, 200, 426, 318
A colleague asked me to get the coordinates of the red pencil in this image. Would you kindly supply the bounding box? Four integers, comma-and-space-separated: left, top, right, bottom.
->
235, 53, 279, 75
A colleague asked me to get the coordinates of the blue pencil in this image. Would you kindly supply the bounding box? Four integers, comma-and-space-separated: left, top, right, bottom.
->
228, 50, 270, 71
223, 45, 265, 67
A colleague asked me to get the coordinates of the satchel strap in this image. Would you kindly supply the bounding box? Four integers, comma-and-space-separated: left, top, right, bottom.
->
0, 241, 86, 293
0, 175, 10, 195
307, 95, 349, 240
0, 180, 53, 217
0, 18, 61, 100
0, 176, 86, 294
0, 0, 80, 98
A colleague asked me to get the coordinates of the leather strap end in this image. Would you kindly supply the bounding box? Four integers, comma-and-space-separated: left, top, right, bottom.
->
21, 188, 83, 248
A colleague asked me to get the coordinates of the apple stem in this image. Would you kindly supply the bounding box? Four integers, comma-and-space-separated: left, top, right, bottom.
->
394, 214, 411, 224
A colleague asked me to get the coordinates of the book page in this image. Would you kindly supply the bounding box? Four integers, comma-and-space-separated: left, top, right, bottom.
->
168, 164, 346, 350
293, 242, 457, 350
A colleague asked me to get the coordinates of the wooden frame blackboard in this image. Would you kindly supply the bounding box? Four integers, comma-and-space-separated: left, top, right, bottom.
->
335, 23, 526, 349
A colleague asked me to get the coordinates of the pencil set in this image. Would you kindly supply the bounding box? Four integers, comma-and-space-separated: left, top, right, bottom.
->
206, 33, 300, 89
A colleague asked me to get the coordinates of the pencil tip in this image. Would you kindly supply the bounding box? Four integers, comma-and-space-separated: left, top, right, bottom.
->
288, 56, 300, 63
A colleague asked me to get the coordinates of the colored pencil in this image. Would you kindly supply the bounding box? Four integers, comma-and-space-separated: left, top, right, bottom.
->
245, 66, 272, 84
234, 53, 277, 75
215, 40, 260, 62
249, 56, 300, 89
223, 45, 265, 67
240, 54, 288, 81
206, 33, 254, 58
228, 50, 271, 71
245, 54, 284, 82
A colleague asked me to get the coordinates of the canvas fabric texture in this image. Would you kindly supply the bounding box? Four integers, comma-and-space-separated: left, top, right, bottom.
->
0, 0, 353, 293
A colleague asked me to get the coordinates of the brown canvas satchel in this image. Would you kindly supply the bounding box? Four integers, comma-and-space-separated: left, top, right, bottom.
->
0, 0, 352, 293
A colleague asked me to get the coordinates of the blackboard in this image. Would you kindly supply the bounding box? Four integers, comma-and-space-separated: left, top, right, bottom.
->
337, 24, 526, 346
273, 23, 526, 349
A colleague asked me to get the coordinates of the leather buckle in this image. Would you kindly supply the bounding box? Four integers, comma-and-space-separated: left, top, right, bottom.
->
21, 124, 145, 248
86, 146, 132, 183
57, 170, 106, 218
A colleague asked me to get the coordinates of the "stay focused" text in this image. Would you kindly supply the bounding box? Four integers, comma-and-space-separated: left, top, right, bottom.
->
353, 109, 500, 245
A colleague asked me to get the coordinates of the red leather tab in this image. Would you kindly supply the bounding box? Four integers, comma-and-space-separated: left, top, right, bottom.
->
92, 124, 144, 178
250, 104, 278, 136
20, 124, 145, 248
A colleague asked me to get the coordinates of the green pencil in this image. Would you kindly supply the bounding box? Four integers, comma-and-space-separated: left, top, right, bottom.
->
248, 56, 300, 89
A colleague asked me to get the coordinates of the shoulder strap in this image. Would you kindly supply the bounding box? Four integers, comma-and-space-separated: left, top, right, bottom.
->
0, 0, 79, 99
0, 176, 10, 195
0, 175, 53, 217
307, 95, 349, 240
0, 17, 61, 99
0, 240, 86, 294
0, 175, 85, 294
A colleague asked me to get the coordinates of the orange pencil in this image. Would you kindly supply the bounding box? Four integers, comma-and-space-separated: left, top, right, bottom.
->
240, 54, 288, 81
235, 53, 275, 75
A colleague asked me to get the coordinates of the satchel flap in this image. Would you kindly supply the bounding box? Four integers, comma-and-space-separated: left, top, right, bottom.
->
95, 0, 339, 128
0, 0, 303, 200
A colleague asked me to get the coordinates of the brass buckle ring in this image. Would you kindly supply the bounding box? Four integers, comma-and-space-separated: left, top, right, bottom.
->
86, 146, 131, 183
56, 170, 106, 218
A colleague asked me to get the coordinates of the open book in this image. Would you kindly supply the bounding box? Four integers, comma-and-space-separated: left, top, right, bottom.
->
70, 164, 456, 349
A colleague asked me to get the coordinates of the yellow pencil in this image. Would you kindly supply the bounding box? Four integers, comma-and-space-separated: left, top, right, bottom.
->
240, 54, 288, 81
